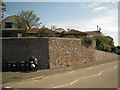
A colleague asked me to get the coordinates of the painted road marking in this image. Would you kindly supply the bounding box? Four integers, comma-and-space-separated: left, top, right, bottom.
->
2, 76, 44, 88
52, 66, 118, 88
114, 66, 117, 69
32, 76, 44, 80
3, 64, 118, 88
98, 71, 103, 75
70, 79, 79, 85
43, 76, 50, 79
4, 87, 11, 88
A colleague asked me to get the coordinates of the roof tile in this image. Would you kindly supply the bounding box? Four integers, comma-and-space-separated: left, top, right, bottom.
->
64, 29, 87, 35
27, 28, 41, 34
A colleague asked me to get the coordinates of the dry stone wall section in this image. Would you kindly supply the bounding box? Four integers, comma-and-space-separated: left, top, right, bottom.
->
49, 38, 96, 68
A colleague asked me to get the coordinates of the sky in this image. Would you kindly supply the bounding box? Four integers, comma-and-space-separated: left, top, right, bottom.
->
3, 1, 119, 46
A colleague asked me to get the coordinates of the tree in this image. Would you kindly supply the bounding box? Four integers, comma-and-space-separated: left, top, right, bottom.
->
0, 1, 6, 19
17, 10, 41, 30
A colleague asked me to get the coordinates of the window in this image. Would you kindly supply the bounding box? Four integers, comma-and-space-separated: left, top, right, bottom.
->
5, 22, 12, 28
17, 22, 22, 28
17, 33, 22, 37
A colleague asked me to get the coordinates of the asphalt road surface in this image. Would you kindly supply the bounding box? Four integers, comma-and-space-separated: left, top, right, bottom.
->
3, 60, 118, 88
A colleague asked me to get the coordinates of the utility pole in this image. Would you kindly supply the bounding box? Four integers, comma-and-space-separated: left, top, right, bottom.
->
97, 25, 99, 31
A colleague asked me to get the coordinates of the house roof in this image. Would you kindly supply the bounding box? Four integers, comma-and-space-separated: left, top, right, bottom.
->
27, 28, 58, 34
2, 15, 27, 25
2, 15, 21, 21
27, 28, 41, 34
56, 28, 65, 30
86, 31, 101, 36
86, 31, 100, 33
64, 29, 87, 35
8, 15, 19, 18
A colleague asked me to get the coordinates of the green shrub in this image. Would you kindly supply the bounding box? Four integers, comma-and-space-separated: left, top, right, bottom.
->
97, 43, 111, 52
111, 46, 118, 53
63, 35, 78, 39
93, 34, 115, 52
115, 49, 120, 55
114, 47, 120, 55
93, 34, 114, 46
66, 64, 70, 66
103, 43, 111, 52
117, 50, 120, 55
116, 46, 120, 49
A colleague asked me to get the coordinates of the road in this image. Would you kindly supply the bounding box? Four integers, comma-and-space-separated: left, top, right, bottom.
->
3, 60, 118, 88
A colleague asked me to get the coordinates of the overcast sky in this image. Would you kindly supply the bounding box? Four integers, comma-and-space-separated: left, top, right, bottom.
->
3, 0, 119, 46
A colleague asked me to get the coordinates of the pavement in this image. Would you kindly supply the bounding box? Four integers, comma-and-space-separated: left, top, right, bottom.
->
2, 55, 119, 86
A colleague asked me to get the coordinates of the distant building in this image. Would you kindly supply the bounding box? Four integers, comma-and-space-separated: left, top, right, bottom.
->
63, 29, 87, 38
27, 28, 58, 37
2, 15, 27, 37
55, 28, 65, 33
27, 28, 41, 37
86, 31, 101, 37
55, 28, 66, 37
